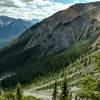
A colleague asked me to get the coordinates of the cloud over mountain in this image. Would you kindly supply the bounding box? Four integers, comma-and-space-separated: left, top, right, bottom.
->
0, 0, 100, 20
0, 0, 73, 20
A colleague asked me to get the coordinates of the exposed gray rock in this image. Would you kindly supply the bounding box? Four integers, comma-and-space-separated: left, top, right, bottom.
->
23, 3, 100, 57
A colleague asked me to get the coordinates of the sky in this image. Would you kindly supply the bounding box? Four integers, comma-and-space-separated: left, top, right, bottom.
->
0, 0, 100, 20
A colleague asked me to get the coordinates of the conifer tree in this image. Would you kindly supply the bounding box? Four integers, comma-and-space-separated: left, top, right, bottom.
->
60, 72, 70, 100
69, 92, 72, 100
75, 95, 78, 100
16, 83, 23, 100
0, 89, 3, 100
52, 80, 58, 100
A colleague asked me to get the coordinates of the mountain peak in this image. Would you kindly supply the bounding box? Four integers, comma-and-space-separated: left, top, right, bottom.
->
43, 1, 100, 25
0, 16, 16, 28
0, 16, 33, 48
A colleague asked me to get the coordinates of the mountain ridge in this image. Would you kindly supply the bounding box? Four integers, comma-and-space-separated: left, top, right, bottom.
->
0, 1, 100, 87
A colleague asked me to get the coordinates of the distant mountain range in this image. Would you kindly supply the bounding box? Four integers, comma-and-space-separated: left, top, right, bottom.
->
0, 16, 40, 48
0, 2, 100, 87
31, 19, 40, 24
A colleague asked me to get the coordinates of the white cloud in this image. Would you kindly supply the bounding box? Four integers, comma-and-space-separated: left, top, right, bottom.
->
0, 0, 73, 20
2, 0, 100, 20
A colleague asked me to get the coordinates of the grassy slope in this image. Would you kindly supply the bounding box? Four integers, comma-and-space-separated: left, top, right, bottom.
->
0, 38, 95, 87
23, 50, 100, 100
27, 51, 99, 90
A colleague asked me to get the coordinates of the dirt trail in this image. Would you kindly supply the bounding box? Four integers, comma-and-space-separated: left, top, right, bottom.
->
24, 89, 53, 100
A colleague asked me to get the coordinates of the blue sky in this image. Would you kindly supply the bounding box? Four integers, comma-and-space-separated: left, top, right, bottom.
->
52, 0, 99, 3
54, 0, 86, 3
54, 0, 99, 3
0, 0, 99, 20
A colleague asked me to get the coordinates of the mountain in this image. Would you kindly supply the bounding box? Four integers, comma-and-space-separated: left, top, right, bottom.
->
0, 19, 32, 39
0, 16, 33, 48
31, 19, 40, 24
0, 16, 16, 28
0, 2, 100, 87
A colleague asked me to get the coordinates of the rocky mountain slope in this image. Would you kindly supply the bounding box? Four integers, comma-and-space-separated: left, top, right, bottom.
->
0, 2, 100, 87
